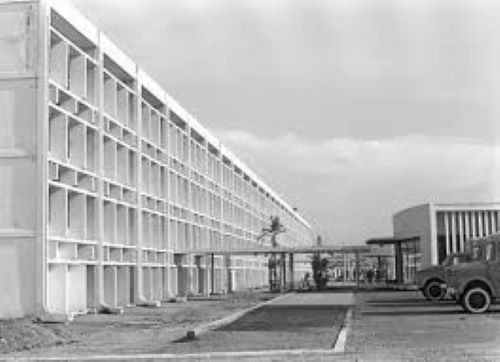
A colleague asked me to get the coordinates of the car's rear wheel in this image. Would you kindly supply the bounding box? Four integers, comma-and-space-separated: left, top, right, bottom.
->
423, 280, 446, 301
461, 287, 491, 314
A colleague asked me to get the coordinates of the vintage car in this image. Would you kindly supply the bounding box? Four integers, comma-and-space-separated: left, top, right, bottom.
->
416, 252, 472, 301
445, 234, 499, 313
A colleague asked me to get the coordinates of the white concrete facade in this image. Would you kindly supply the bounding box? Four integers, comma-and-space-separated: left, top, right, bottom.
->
394, 203, 500, 268
0, 0, 313, 319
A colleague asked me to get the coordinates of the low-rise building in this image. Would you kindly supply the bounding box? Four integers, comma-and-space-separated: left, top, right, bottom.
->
366, 202, 500, 284
394, 203, 500, 267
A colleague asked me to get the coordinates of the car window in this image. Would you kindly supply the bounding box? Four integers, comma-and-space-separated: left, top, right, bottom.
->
441, 255, 453, 266
452, 255, 469, 264
484, 243, 496, 262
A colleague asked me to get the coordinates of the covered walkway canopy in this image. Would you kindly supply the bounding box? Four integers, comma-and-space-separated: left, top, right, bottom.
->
175, 245, 371, 255
366, 236, 420, 245
175, 245, 371, 293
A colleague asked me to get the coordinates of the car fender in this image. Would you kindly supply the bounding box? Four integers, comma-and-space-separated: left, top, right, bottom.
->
417, 267, 444, 289
457, 277, 495, 298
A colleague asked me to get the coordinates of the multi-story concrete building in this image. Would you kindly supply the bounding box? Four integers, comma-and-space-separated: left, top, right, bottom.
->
0, 0, 313, 319
393, 203, 500, 268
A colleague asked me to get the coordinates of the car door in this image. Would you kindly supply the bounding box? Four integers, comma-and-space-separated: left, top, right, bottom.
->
486, 242, 500, 294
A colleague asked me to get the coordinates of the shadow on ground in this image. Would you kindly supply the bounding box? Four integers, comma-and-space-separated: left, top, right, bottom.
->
366, 302, 455, 307
296, 287, 356, 293
362, 309, 465, 316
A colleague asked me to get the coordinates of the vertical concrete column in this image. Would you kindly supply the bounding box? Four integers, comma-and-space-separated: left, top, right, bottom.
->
478, 212, 484, 237
429, 207, 438, 266
185, 120, 193, 296
485, 211, 490, 235
458, 212, 464, 252
35, 0, 50, 318
464, 212, 470, 244
94, 32, 106, 310
450, 212, 457, 253
472, 212, 477, 238
444, 212, 450, 255
134, 67, 146, 305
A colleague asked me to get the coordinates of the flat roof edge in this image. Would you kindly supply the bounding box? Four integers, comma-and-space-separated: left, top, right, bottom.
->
366, 236, 420, 245
100, 34, 137, 77
49, 0, 99, 44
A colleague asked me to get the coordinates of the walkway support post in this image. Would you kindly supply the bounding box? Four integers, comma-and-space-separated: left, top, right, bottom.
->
355, 252, 360, 288
395, 243, 404, 284
281, 252, 286, 291
288, 253, 294, 290
210, 253, 214, 295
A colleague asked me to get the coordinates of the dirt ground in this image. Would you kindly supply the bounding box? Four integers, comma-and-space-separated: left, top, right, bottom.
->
1, 289, 276, 358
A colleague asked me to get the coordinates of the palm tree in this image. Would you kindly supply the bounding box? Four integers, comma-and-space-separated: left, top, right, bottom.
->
257, 216, 286, 291
257, 216, 285, 247
311, 235, 328, 289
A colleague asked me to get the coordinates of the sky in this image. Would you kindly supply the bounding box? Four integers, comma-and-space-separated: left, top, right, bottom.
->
70, 0, 500, 244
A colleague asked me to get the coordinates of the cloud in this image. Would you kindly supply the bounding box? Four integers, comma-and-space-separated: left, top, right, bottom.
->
217, 129, 499, 180
215, 130, 500, 243
66, 0, 500, 244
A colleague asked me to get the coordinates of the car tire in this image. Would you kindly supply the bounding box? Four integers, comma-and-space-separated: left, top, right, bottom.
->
462, 287, 491, 314
423, 280, 446, 301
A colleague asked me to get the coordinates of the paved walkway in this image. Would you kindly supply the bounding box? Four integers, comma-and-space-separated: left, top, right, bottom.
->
155, 292, 352, 355
346, 290, 500, 360
270, 291, 355, 306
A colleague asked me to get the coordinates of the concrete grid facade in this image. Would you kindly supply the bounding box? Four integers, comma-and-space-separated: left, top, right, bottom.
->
0, 0, 313, 318
394, 202, 500, 268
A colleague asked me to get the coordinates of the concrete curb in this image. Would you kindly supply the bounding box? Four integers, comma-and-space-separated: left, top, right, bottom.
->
355, 285, 418, 292
332, 308, 352, 353
24, 348, 345, 361
19, 349, 500, 361
185, 292, 292, 340
391, 285, 418, 291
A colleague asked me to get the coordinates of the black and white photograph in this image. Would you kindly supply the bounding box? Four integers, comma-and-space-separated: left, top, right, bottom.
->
1, 0, 500, 360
